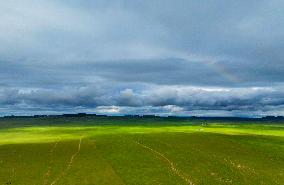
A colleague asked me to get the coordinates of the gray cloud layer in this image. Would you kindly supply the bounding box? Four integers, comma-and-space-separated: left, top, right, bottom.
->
1, 85, 284, 117
0, 0, 284, 116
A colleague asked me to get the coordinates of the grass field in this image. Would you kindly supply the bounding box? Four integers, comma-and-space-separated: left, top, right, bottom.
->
0, 117, 283, 185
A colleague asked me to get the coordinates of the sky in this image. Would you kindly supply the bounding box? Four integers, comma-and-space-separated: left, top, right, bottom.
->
0, 0, 284, 117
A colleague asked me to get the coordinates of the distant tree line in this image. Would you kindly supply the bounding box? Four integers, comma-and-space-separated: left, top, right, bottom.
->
1, 113, 284, 122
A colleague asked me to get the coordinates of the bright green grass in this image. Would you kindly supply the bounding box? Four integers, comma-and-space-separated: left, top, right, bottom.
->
0, 120, 283, 185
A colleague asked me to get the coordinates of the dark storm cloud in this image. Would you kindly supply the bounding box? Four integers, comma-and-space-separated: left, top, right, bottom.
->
0, 0, 284, 116
1, 86, 284, 117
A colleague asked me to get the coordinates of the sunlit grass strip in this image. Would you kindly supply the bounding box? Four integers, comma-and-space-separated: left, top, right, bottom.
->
0, 124, 283, 145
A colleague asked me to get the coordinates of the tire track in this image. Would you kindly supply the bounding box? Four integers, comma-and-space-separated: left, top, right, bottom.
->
93, 140, 126, 185
43, 142, 58, 185
50, 138, 82, 185
134, 140, 194, 185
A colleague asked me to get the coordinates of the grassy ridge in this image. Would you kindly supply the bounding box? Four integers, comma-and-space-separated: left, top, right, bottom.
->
0, 119, 283, 184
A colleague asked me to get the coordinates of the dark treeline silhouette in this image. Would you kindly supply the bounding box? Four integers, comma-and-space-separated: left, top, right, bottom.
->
1, 113, 284, 122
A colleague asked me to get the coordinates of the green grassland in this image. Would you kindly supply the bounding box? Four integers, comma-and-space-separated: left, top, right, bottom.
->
0, 117, 283, 185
